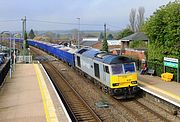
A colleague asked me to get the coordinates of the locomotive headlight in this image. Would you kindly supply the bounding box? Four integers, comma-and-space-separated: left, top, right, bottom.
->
131, 81, 137, 84
113, 83, 120, 86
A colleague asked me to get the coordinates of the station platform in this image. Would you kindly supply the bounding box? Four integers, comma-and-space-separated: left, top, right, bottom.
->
138, 74, 180, 107
0, 63, 71, 122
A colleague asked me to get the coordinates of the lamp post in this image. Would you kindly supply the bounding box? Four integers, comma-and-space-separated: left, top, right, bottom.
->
76, 18, 80, 49
1, 31, 12, 78
13, 34, 18, 71
21, 16, 26, 61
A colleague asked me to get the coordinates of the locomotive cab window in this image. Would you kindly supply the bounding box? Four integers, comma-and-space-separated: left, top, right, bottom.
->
94, 63, 100, 78
103, 65, 109, 74
123, 63, 135, 73
111, 64, 124, 75
77, 56, 81, 67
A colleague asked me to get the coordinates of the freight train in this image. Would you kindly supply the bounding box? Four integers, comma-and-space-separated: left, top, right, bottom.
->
26, 39, 139, 98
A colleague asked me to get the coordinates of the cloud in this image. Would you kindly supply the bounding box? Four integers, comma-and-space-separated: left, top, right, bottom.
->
0, 0, 176, 31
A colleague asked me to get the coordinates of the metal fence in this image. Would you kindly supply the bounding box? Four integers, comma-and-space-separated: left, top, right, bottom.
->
16, 55, 32, 63
0, 59, 10, 86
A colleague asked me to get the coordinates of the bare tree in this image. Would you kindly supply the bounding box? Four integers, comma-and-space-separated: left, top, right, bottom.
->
136, 7, 145, 32
129, 8, 136, 32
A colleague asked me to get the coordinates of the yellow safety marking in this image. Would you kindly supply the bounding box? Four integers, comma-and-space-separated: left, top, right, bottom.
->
33, 64, 58, 122
138, 80, 180, 101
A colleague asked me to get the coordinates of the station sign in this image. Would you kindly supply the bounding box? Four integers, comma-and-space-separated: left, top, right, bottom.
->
164, 61, 178, 68
164, 57, 178, 63
164, 57, 178, 69
164, 57, 179, 82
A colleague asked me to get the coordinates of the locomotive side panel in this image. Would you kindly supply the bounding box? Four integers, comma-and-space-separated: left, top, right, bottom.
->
75, 53, 111, 87
75, 54, 95, 77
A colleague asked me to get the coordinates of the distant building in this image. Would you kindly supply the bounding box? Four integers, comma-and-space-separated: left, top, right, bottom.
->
79, 38, 99, 47
107, 40, 121, 51
92, 39, 121, 51
119, 32, 148, 60
82, 38, 99, 42
120, 32, 148, 48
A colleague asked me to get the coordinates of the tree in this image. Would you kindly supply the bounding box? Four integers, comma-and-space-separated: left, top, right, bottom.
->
129, 7, 145, 32
129, 8, 136, 32
24, 31, 29, 49
99, 32, 104, 40
102, 38, 108, 52
142, 0, 180, 62
28, 29, 35, 39
102, 24, 108, 52
107, 34, 113, 40
129, 40, 147, 49
136, 7, 145, 32
24, 31, 27, 40
115, 28, 134, 40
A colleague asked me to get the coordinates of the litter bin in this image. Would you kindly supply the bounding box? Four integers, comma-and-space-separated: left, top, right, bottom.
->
161, 72, 173, 82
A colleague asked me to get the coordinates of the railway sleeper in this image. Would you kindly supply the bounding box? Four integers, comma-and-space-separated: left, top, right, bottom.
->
74, 111, 92, 114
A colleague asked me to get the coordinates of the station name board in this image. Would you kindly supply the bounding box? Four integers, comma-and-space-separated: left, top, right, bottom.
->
164, 57, 178, 68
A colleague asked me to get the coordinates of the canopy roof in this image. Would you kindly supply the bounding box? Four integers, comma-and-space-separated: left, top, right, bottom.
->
121, 32, 148, 41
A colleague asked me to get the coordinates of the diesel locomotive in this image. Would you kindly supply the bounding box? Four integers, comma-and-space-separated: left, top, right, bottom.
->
27, 39, 139, 98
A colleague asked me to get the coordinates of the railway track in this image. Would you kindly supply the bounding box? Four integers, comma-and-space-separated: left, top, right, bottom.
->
116, 99, 171, 122
42, 61, 102, 122
30, 46, 180, 122
43, 59, 171, 122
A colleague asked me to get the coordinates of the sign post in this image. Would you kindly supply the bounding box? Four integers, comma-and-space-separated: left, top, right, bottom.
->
164, 57, 179, 82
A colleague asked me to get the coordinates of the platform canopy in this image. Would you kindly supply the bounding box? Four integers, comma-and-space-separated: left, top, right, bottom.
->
120, 32, 148, 41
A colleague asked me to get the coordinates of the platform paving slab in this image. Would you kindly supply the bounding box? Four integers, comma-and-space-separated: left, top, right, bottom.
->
0, 64, 45, 122
138, 74, 180, 106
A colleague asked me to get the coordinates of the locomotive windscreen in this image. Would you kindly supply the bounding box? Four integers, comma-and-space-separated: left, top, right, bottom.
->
111, 64, 124, 75
124, 63, 135, 73
111, 63, 136, 75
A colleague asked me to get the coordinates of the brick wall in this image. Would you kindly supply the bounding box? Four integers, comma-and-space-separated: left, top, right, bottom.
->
124, 49, 145, 60
92, 42, 121, 50
92, 41, 102, 49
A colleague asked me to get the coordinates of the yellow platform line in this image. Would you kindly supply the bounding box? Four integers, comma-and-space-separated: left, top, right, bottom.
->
34, 64, 58, 122
138, 80, 180, 101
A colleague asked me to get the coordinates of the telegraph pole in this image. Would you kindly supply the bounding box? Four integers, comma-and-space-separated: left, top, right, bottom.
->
21, 16, 26, 38
77, 18, 80, 49
104, 23, 106, 41
24, 16, 26, 32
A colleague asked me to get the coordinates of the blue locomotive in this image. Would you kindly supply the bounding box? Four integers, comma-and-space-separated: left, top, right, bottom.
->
27, 39, 139, 98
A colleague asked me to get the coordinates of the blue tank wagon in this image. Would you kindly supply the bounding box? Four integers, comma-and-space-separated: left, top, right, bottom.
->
28, 40, 76, 67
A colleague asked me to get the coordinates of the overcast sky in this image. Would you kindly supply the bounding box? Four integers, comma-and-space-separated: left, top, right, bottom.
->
0, 0, 175, 31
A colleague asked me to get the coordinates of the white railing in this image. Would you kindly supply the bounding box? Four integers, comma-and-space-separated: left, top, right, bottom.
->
125, 48, 145, 52
16, 55, 32, 63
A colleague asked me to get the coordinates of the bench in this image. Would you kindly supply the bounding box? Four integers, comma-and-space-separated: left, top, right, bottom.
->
147, 69, 155, 76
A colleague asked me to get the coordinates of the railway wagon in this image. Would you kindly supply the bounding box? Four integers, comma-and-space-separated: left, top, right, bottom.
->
28, 40, 76, 66
75, 48, 139, 98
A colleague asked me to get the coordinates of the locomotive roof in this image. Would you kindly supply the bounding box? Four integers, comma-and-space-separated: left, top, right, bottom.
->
103, 55, 133, 64
81, 49, 100, 58
77, 48, 133, 64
